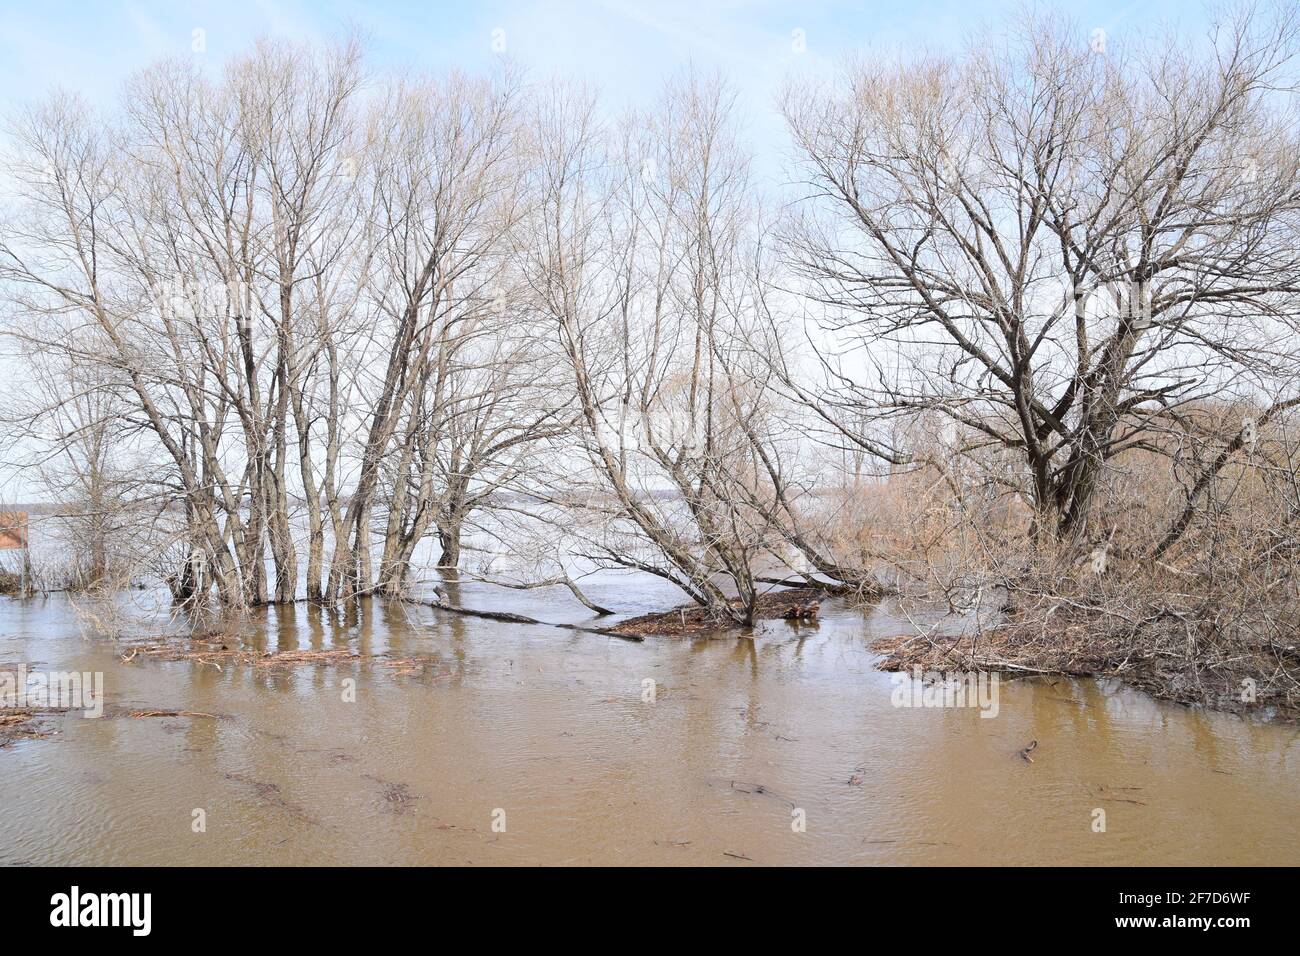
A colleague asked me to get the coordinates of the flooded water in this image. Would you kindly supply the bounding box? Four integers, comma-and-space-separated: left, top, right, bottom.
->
2, 575, 1298, 866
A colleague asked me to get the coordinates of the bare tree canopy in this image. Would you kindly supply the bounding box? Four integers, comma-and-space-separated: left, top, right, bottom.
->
779, 6, 1300, 547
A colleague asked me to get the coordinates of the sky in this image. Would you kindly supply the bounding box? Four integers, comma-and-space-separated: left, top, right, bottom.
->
0, 0, 1219, 182
0, 0, 1225, 502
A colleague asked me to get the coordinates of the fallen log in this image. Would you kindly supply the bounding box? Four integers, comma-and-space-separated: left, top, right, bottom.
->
754, 575, 894, 597
416, 600, 644, 642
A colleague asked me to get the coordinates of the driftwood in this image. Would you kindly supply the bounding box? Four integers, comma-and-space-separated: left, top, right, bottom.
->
416, 599, 643, 642
125, 643, 366, 668
122, 640, 481, 678
447, 573, 615, 615
0, 710, 51, 747
754, 575, 865, 595
611, 588, 829, 637
425, 601, 544, 625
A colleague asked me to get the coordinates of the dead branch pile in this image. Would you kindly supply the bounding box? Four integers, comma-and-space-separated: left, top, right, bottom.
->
874, 562, 1300, 718
123, 639, 460, 675
612, 588, 829, 637
0, 710, 51, 746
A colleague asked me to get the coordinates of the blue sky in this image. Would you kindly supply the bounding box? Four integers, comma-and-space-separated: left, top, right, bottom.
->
0, 1, 1217, 176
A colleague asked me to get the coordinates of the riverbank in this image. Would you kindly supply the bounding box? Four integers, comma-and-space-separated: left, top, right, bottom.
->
871, 608, 1300, 722
607, 578, 1298, 720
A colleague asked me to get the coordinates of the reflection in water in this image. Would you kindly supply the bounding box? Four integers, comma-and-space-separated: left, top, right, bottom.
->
1, 577, 1298, 866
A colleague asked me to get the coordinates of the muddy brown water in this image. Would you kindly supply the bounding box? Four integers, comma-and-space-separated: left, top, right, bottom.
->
1, 576, 1298, 866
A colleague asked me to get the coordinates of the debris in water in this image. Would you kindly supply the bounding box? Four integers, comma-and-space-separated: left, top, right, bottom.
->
224, 771, 318, 824
121, 640, 460, 676
782, 600, 821, 621
362, 773, 421, 815
0, 710, 52, 747
612, 588, 830, 637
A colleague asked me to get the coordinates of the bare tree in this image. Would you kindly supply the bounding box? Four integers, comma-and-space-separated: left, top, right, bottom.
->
375, 278, 570, 592
779, 6, 1300, 553
519, 74, 792, 624
1, 39, 367, 606
324, 68, 525, 601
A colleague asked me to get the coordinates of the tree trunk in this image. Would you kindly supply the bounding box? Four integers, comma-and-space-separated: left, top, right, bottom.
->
436, 517, 462, 576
